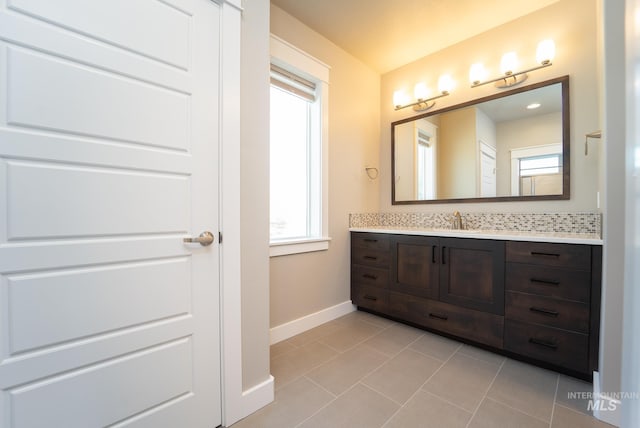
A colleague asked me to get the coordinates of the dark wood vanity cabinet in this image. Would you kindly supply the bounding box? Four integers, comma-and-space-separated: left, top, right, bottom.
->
390, 235, 439, 299
351, 231, 602, 379
503, 241, 602, 375
390, 235, 504, 313
438, 238, 505, 315
351, 233, 391, 313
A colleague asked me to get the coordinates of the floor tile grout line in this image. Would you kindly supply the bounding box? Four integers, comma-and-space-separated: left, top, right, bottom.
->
464, 357, 507, 428
357, 381, 406, 407
482, 396, 554, 426
472, 362, 560, 425
455, 346, 506, 367
292, 375, 384, 428
295, 337, 398, 423
421, 389, 476, 415
366, 329, 427, 360
316, 320, 392, 354
302, 375, 338, 398
381, 342, 461, 427
549, 375, 560, 428
553, 401, 594, 417
478, 370, 559, 424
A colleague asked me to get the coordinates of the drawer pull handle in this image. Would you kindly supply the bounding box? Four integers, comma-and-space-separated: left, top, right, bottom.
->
530, 251, 560, 258
364, 238, 378, 243
428, 312, 448, 321
441, 246, 447, 265
363, 295, 378, 301
362, 274, 378, 280
529, 306, 560, 317
363, 255, 378, 261
530, 277, 560, 286
528, 337, 558, 350
432, 245, 437, 263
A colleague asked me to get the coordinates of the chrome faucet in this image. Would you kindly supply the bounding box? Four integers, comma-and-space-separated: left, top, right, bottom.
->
451, 210, 463, 230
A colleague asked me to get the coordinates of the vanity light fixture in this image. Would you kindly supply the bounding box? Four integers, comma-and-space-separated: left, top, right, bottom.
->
394, 74, 453, 111
470, 39, 555, 89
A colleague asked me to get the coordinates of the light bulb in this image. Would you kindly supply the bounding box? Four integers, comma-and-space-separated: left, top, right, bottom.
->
437, 74, 454, 94
469, 63, 486, 85
393, 90, 409, 109
414, 82, 429, 100
536, 39, 556, 65
500, 52, 518, 75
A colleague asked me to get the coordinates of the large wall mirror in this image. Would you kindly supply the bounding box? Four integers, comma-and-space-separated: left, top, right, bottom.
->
392, 76, 570, 204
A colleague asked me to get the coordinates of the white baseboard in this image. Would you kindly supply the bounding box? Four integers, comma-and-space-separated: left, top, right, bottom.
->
270, 300, 356, 344
236, 375, 274, 423
592, 370, 622, 426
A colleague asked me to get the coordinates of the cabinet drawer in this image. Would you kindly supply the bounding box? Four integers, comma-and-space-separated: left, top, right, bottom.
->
504, 320, 588, 373
351, 232, 390, 251
506, 263, 590, 303
352, 283, 389, 313
352, 247, 390, 268
351, 265, 389, 288
389, 292, 503, 349
505, 291, 589, 333
506, 241, 591, 270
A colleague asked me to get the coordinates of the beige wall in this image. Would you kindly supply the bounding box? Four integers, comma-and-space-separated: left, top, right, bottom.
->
270, 5, 380, 328
394, 121, 416, 200
495, 112, 562, 195
438, 107, 477, 199
241, 0, 271, 390
380, 0, 600, 212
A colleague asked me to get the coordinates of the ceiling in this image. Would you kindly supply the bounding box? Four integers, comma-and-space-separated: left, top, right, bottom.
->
271, 0, 560, 74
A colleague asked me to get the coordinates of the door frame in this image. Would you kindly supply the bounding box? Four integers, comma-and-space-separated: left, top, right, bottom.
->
217, 0, 250, 426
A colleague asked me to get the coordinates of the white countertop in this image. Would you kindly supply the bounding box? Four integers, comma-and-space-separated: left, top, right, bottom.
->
349, 226, 603, 245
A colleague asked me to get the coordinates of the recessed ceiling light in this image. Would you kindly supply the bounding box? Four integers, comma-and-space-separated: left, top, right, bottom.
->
527, 102, 541, 109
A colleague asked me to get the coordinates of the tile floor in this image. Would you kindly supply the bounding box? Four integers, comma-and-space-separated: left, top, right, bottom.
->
230, 311, 615, 428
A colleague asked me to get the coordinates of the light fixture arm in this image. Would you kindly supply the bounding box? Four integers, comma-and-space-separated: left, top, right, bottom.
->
394, 91, 449, 111
471, 61, 552, 88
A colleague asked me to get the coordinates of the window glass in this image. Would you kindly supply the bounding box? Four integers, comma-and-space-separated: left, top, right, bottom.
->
270, 86, 313, 240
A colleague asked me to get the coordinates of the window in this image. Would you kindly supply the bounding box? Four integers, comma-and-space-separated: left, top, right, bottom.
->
519, 154, 562, 176
415, 129, 435, 200
269, 35, 330, 257
510, 144, 562, 196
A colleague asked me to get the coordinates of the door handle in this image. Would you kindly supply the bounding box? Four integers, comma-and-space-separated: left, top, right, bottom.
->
183, 231, 215, 246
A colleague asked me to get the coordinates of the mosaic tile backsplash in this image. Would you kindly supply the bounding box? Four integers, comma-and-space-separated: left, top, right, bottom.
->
349, 212, 602, 236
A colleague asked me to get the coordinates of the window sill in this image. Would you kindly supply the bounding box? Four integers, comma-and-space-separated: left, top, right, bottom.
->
269, 237, 332, 257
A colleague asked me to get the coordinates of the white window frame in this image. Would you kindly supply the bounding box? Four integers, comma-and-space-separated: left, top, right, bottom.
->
269, 35, 330, 257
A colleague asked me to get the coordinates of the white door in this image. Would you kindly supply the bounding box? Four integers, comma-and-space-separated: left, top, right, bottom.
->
0, 1, 221, 427
479, 141, 496, 197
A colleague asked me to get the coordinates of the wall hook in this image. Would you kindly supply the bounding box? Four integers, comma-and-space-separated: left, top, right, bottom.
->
365, 167, 379, 180
585, 130, 602, 155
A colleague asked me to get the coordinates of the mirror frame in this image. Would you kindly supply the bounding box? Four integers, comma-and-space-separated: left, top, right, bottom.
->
391, 75, 570, 205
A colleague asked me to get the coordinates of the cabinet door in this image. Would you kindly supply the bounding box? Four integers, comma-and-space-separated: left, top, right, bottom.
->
439, 238, 505, 315
390, 235, 439, 299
